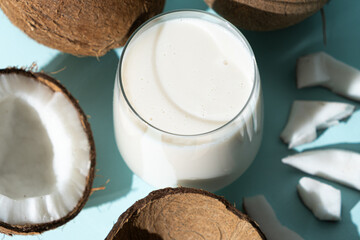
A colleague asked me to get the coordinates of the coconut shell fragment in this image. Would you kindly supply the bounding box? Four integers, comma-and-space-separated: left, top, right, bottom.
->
0, 68, 96, 235
204, 0, 328, 31
106, 187, 265, 240
0, 0, 165, 56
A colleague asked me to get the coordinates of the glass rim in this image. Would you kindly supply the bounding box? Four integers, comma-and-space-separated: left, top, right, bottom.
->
117, 9, 259, 137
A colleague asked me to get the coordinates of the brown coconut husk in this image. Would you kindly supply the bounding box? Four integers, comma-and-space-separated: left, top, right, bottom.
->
204, 0, 328, 31
106, 187, 265, 240
0, 0, 165, 56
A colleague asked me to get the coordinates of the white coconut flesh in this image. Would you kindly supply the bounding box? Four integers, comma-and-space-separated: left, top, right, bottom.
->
297, 177, 341, 221
281, 100, 354, 149
243, 195, 303, 240
282, 149, 360, 191
0, 73, 91, 225
297, 52, 360, 101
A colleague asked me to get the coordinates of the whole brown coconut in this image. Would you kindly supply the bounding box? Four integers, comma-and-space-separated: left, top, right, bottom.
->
106, 187, 265, 240
0, 0, 165, 56
204, 0, 328, 31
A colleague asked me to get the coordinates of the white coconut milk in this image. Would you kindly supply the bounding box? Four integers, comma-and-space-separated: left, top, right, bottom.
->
114, 12, 262, 191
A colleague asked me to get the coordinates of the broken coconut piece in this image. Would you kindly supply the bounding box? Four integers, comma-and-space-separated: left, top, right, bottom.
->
243, 195, 303, 240
281, 100, 354, 148
106, 187, 265, 240
297, 52, 360, 101
282, 149, 360, 191
297, 177, 341, 221
0, 68, 95, 235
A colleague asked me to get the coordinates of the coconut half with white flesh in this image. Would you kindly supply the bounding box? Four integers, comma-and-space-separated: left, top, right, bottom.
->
297, 52, 360, 101
297, 177, 341, 221
281, 100, 354, 149
0, 68, 95, 235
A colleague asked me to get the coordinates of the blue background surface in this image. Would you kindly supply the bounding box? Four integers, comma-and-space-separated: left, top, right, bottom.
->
1, 0, 359, 239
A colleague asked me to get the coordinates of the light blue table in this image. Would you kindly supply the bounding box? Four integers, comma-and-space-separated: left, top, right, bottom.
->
1, 0, 359, 239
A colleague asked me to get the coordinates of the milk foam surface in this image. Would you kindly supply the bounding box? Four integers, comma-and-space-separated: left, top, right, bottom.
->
122, 18, 254, 135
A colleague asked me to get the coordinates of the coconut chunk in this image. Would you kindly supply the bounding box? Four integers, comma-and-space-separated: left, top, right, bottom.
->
282, 149, 360, 191
297, 52, 360, 101
297, 177, 341, 221
0, 69, 95, 235
243, 195, 303, 240
280, 100, 354, 148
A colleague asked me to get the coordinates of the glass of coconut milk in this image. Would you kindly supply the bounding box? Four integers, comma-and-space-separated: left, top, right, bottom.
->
113, 10, 263, 192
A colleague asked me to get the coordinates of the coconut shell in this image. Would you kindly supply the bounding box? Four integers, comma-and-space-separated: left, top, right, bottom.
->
204, 0, 328, 31
0, 68, 96, 235
0, 0, 165, 56
106, 187, 265, 240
